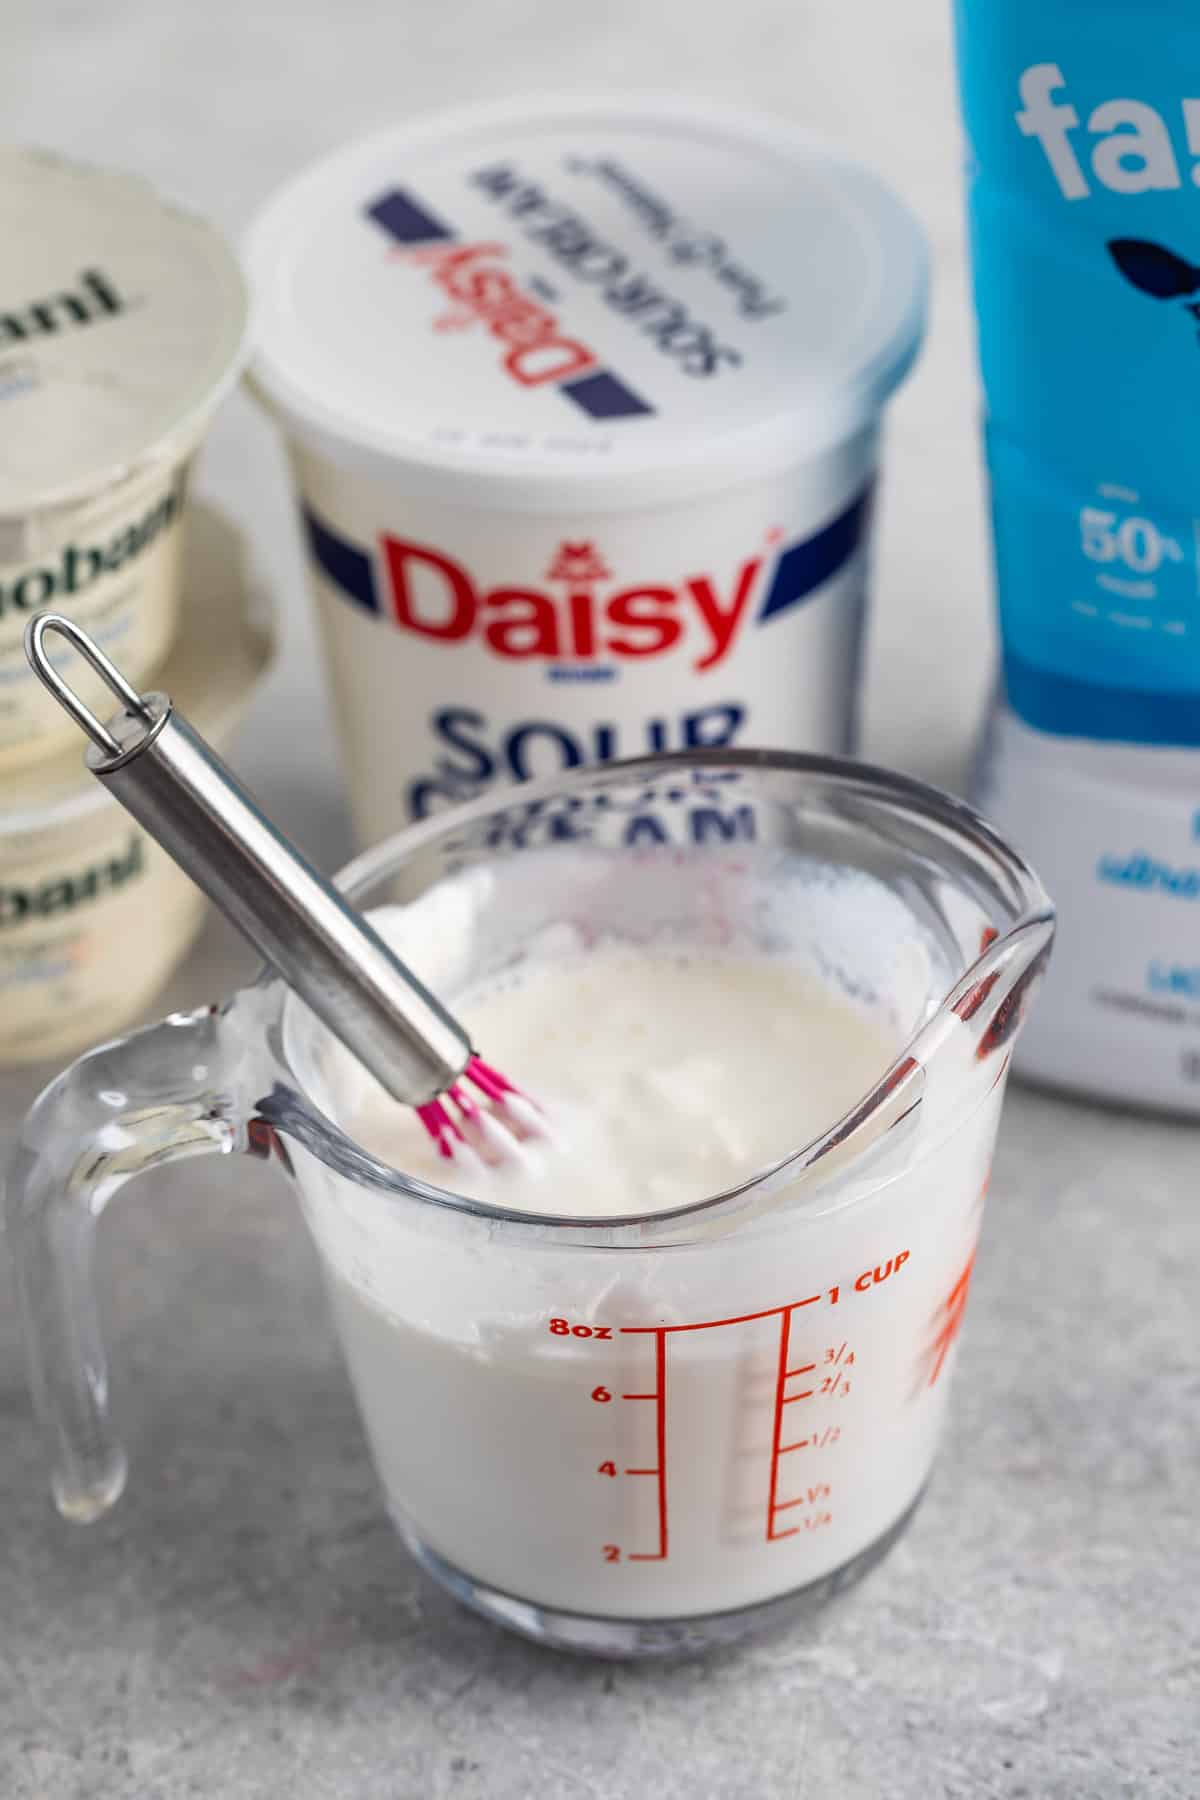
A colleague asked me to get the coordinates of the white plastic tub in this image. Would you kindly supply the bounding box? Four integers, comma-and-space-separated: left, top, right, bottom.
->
0, 150, 249, 769
246, 97, 926, 846
0, 506, 273, 1065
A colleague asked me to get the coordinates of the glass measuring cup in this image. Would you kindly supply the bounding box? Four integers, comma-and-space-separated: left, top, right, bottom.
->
7, 751, 1053, 1657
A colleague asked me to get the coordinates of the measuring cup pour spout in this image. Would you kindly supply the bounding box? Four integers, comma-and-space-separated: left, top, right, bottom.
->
653, 906, 1054, 1249
5, 751, 1053, 1656
851, 875, 1052, 1163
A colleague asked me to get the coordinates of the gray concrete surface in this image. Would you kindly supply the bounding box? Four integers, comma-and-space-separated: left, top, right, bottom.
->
4, 0, 1199, 1795
3, 1056, 1196, 1799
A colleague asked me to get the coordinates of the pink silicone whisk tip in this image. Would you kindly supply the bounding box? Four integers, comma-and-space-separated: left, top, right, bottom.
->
416, 1054, 538, 1160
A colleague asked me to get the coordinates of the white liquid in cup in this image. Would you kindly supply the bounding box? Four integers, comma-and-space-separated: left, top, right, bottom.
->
341, 949, 898, 1213
301, 916, 997, 1622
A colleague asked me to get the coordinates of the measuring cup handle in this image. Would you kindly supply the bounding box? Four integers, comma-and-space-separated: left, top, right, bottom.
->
5, 1005, 251, 1523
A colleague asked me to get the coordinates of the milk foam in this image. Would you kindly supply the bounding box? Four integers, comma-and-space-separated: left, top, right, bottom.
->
342, 948, 900, 1216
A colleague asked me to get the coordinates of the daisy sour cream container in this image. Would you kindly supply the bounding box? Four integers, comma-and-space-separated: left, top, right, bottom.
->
0, 150, 249, 769
246, 97, 926, 844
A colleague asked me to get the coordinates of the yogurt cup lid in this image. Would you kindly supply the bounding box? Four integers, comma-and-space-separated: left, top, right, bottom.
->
0, 502, 273, 834
0, 150, 250, 519
245, 95, 927, 508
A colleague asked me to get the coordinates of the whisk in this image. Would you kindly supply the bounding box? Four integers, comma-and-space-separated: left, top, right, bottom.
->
25, 614, 541, 1169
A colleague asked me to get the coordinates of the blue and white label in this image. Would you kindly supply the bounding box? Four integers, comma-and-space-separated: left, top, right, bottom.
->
973, 703, 1200, 1112
955, 8, 1200, 744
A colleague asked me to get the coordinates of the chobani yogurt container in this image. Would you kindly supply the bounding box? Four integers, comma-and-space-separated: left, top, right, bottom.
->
0, 505, 272, 1066
0, 150, 249, 769
246, 97, 926, 844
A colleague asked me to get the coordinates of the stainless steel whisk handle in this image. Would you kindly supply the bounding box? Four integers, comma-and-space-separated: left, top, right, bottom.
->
25, 615, 471, 1107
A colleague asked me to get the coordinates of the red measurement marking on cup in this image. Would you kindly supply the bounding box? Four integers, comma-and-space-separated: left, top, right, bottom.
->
620, 1294, 823, 1560
562, 1262, 907, 1566
618, 1330, 668, 1559
773, 1483, 832, 1512
925, 1250, 976, 1387
766, 1314, 858, 1539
